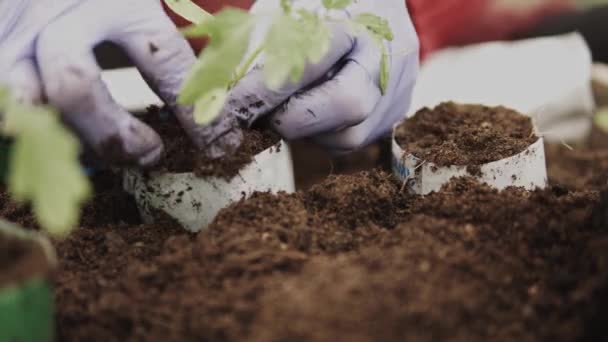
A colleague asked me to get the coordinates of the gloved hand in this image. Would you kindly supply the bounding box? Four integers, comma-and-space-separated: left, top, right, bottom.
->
0, 0, 237, 167
222, 0, 419, 154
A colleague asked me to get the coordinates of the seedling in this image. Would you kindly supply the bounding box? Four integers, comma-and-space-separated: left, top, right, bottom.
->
165, 0, 394, 124
0, 88, 91, 237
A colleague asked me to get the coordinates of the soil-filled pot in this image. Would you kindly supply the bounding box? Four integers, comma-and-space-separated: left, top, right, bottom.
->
392, 102, 548, 194
124, 141, 294, 232
0, 221, 56, 342
123, 108, 295, 232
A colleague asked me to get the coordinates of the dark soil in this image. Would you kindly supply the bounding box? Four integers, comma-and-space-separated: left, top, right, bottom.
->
140, 106, 281, 179
546, 143, 608, 191
1, 123, 608, 341
39, 170, 608, 342
0, 233, 49, 288
291, 138, 389, 190
395, 102, 538, 166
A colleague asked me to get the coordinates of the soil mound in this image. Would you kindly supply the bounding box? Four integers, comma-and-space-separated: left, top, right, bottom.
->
395, 102, 538, 166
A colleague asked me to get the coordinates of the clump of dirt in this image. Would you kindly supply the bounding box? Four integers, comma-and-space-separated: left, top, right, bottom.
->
140, 106, 281, 179
395, 102, 538, 166
0, 233, 49, 288
44, 166, 608, 342
303, 171, 408, 229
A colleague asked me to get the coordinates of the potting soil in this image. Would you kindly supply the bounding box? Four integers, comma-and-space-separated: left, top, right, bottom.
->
141, 106, 281, 179
0, 104, 608, 342
2, 139, 608, 341
395, 102, 538, 166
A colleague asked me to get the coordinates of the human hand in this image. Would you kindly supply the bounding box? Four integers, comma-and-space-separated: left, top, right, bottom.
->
0, 0, 238, 167
221, 0, 419, 154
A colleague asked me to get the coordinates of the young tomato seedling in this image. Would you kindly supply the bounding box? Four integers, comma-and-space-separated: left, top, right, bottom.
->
165, 0, 393, 124
0, 88, 91, 237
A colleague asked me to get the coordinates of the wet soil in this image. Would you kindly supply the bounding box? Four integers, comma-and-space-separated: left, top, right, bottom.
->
395, 102, 538, 166
0, 232, 49, 288
141, 106, 281, 179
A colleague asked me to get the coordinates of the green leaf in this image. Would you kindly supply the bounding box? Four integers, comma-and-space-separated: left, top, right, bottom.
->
181, 18, 215, 39
164, 0, 213, 24
0, 88, 8, 110
354, 13, 394, 41
280, 0, 292, 13
322, 0, 353, 9
595, 108, 608, 133
178, 8, 254, 105
297, 10, 331, 63
380, 47, 389, 95
263, 12, 331, 89
193, 87, 228, 124
3, 103, 90, 236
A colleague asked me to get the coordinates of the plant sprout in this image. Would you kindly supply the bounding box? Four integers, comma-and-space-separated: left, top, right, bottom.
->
165, 0, 393, 124
0, 88, 91, 237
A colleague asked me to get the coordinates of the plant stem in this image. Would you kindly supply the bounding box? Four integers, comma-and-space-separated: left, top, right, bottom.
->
232, 44, 265, 87
0, 217, 57, 267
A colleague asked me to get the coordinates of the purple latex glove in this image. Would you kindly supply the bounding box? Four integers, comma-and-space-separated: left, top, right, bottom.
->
222, 0, 420, 154
0, 0, 239, 167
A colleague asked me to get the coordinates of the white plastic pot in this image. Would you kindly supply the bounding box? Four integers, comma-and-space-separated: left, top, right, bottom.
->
391, 127, 548, 195
123, 141, 295, 232
101, 67, 296, 232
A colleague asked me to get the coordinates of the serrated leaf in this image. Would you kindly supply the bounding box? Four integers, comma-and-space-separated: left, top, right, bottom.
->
178, 9, 254, 105
354, 13, 394, 41
380, 47, 389, 94
4, 103, 90, 236
193, 87, 228, 124
164, 0, 213, 24
264, 12, 331, 89
322, 0, 353, 9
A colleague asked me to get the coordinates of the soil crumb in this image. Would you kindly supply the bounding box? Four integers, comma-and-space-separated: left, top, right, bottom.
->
141, 106, 281, 179
395, 102, 538, 166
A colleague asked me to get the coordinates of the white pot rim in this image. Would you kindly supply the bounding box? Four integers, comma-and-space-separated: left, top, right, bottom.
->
391, 121, 548, 194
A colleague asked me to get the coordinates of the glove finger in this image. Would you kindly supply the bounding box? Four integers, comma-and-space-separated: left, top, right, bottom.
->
111, 4, 242, 157
268, 59, 382, 140
313, 53, 418, 154
311, 28, 419, 154
36, 8, 163, 167
3, 58, 42, 104
223, 23, 356, 126
110, 9, 199, 131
